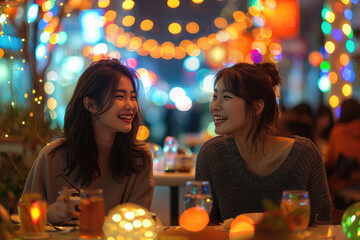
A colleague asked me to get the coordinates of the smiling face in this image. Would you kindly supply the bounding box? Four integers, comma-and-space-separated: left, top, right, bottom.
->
90, 74, 138, 142
210, 78, 252, 137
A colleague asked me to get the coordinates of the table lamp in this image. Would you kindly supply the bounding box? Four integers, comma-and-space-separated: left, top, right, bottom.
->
229, 215, 255, 240
103, 203, 157, 240
341, 201, 360, 240
179, 207, 209, 232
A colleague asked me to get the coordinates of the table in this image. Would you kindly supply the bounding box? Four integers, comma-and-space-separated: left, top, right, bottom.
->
19, 225, 347, 239
153, 170, 195, 225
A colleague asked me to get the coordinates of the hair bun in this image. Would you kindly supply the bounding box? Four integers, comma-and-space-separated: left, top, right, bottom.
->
255, 62, 281, 87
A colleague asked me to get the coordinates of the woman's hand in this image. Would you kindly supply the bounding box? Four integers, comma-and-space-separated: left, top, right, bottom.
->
47, 196, 77, 224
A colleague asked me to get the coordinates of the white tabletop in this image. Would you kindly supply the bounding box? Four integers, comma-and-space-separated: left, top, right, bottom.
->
153, 170, 195, 186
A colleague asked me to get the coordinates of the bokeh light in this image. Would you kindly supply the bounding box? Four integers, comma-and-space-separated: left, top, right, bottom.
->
329, 95, 339, 108
169, 22, 181, 34
167, 0, 180, 8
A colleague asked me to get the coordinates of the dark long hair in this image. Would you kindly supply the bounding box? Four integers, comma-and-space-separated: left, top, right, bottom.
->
214, 62, 288, 150
52, 59, 150, 186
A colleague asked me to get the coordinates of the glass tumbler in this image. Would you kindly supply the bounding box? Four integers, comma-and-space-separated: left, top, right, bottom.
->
79, 188, 105, 239
183, 181, 213, 214
281, 190, 310, 231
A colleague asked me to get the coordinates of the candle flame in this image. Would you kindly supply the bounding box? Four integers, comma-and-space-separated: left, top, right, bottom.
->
30, 201, 41, 224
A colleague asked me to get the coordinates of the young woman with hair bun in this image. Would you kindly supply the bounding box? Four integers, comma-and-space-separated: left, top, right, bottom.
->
195, 62, 332, 225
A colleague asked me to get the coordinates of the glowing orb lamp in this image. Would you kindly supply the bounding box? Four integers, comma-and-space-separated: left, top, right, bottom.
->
229, 215, 255, 240
341, 202, 360, 240
103, 203, 157, 240
179, 207, 209, 232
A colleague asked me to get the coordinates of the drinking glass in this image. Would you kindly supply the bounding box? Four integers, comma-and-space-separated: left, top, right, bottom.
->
281, 190, 310, 231
79, 188, 105, 239
183, 181, 212, 214
18, 195, 49, 239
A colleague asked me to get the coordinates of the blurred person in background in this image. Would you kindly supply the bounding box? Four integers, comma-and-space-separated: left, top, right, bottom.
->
313, 105, 334, 161
281, 102, 314, 141
195, 62, 332, 225
326, 98, 360, 210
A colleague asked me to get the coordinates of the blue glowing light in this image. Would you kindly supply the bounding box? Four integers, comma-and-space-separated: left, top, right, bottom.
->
320, 46, 329, 59
50, 6, 58, 16
151, 90, 168, 106
38, 19, 47, 30
80, 10, 104, 44
335, 106, 341, 118
27, 4, 39, 23
252, 16, 265, 27
341, 67, 355, 82
0, 36, 22, 51
344, 9, 353, 21
332, 28, 342, 41
35, 44, 47, 60
183, 57, 200, 72
272, 53, 282, 62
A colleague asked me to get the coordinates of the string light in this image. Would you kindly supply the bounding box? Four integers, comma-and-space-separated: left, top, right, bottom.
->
319, 0, 357, 107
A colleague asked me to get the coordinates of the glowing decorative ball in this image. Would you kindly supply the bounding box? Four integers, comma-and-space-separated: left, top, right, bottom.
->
341, 202, 360, 240
103, 203, 157, 240
250, 49, 263, 63
230, 215, 255, 240
179, 207, 209, 232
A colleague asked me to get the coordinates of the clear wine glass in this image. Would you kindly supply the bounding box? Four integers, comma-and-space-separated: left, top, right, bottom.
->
183, 181, 213, 214
281, 190, 310, 231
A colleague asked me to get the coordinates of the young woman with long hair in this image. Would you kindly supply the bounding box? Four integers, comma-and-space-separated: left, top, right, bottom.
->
23, 59, 154, 224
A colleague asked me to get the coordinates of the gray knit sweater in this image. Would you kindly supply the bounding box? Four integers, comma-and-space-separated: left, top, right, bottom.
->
195, 135, 332, 225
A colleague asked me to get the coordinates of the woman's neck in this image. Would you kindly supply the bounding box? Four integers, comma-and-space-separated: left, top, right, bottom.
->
233, 133, 265, 161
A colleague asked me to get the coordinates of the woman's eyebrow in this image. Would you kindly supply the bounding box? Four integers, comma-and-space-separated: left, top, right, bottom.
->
114, 89, 136, 94
214, 88, 232, 94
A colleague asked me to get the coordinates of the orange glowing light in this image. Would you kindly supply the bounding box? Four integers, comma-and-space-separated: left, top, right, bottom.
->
334, 2, 343, 12
179, 207, 209, 232
140, 19, 154, 31
150, 46, 161, 59
0, 48, 4, 59
233, 11, 246, 22
229, 215, 255, 239
143, 39, 158, 52
265, 0, 299, 39
186, 22, 199, 34
30, 202, 42, 224
136, 126, 150, 141
340, 54, 350, 66
197, 37, 211, 50
104, 10, 117, 22
122, 15, 135, 27
308, 51, 323, 67
329, 72, 338, 84
174, 47, 186, 59
214, 17, 228, 29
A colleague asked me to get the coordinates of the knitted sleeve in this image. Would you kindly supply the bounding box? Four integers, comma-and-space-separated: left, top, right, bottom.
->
301, 138, 332, 224
195, 138, 222, 224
